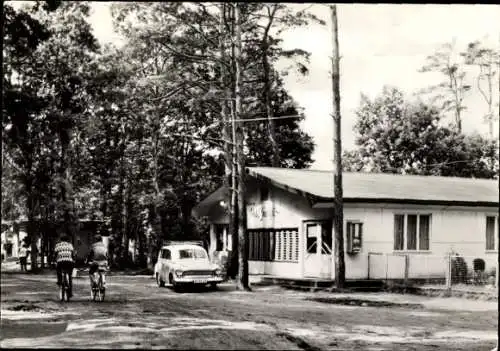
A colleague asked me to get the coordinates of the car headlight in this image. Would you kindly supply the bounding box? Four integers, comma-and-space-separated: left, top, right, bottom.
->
175, 269, 184, 277
214, 269, 222, 276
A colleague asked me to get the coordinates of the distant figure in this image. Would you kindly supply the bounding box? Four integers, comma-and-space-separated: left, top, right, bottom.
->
18, 244, 28, 272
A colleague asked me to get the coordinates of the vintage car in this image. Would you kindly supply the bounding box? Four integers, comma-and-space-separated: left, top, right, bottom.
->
154, 242, 224, 291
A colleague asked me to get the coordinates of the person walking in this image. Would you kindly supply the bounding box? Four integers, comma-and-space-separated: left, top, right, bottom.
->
18, 244, 28, 272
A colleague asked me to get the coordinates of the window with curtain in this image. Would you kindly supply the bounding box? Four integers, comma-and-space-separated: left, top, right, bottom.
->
394, 214, 431, 251
485, 216, 497, 251
407, 215, 417, 250
419, 215, 430, 250
394, 215, 405, 250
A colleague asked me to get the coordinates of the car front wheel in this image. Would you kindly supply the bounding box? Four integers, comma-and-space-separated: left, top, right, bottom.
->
156, 273, 165, 287
169, 273, 181, 292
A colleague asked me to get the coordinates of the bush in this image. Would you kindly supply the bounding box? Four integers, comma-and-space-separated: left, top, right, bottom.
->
486, 266, 496, 278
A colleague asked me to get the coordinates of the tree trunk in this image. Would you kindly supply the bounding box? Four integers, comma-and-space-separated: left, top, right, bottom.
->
454, 104, 462, 133
148, 129, 163, 269
234, 3, 250, 291
225, 3, 239, 279
331, 5, 345, 289
262, 40, 280, 167
27, 193, 38, 272
60, 129, 76, 243
148, 205, 162, 270
121, 160, 130, 268
180, 200, 193, 238
220, 2, 238, 279
40, 225, 45, 269
486, 58, 494, 139
100, 143, 111, 222
137, 225, 146, 268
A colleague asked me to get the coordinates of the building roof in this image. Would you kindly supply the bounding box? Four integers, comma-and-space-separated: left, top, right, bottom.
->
194, 167, 499, 217
249, 167, 498, 205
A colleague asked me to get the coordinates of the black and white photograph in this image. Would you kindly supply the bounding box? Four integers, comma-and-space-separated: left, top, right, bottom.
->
1, 2, 499, 350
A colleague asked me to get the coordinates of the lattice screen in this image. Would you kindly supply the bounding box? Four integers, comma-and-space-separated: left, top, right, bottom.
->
248, 228, 299, 262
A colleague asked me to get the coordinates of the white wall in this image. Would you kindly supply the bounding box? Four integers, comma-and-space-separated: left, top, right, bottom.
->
344, 203, 499, 279
246, 179, 331, 279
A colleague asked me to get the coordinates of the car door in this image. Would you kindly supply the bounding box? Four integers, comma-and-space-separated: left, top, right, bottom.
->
163, 249, 172, 278
156, 250, 164, 278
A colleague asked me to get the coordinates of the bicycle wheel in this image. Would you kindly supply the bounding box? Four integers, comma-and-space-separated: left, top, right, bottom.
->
60, 273, 68, 302
59, 278, 65, 302
92, 281, 98, 302
99, 274, 105, 302
65, 273, 71, 302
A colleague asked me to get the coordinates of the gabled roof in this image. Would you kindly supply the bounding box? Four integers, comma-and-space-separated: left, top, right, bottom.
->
194, 167, 499, 217
248, 167, 499, 205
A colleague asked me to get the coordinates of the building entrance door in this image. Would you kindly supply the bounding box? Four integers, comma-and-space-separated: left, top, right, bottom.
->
303, 221, 333, 279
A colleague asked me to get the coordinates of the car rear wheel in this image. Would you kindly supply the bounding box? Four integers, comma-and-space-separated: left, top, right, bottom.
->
156, 273, 165, 287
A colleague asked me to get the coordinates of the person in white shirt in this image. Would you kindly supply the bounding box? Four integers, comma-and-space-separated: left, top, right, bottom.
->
18, 244, 28, 272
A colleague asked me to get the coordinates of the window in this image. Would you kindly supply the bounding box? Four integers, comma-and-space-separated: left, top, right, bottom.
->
306, 223, 318, 254
321, 221, 332, 254
214, 224, 226, 251
394, 214, 431, 251
179, 248, 207, 260
248, 228, 298, 262
260, 187, 269, 202
394, 215, 405, 250
249, 230, 273, 261
161, 249, 171, 260
305, 221, 332, 254
486, 216, 498, 251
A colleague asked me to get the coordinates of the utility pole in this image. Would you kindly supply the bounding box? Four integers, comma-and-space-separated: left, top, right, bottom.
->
227, 2, 239, 280
497, 34, 500, 300
330, 4, 345, 289
219, 2, 237, 279
234, 2, 250, 291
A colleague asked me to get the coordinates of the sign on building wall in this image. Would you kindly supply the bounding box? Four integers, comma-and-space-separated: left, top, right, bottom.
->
248, 202, 279, 221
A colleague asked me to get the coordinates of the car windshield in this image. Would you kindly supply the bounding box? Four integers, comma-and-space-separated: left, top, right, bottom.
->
178, 248, 207, 260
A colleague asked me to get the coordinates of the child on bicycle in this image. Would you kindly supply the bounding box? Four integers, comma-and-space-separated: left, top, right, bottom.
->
54, 233, 76, 298
86, 234, 108, 287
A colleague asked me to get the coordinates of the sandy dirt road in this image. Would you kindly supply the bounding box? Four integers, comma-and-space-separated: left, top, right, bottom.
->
1, 272, 497, 350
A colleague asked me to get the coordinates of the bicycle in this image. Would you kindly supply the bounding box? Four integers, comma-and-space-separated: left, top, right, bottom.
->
90, 267, 106, 302
59, 270, 71, 302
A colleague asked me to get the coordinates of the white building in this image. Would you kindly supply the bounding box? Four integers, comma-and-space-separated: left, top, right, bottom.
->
194, 167, 499, 281
1, 221, 28, 261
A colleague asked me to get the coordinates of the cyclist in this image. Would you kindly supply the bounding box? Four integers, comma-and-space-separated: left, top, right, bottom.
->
54, 233, 76, 298
86, 234, 108, 288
